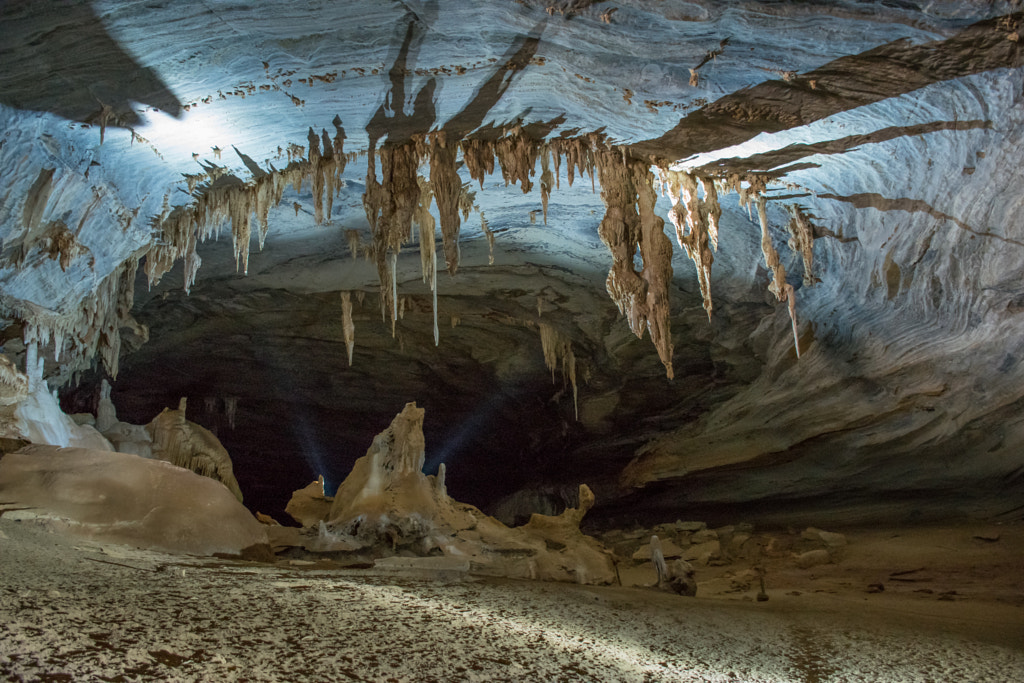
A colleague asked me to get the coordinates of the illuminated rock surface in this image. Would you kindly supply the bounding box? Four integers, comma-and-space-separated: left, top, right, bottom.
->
0, 0, 1013, 528
0, 0, 1023, 652
0, 445, 266, 555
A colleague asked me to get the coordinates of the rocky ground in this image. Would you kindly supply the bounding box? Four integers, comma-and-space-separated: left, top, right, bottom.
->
1, 516, 1022, 682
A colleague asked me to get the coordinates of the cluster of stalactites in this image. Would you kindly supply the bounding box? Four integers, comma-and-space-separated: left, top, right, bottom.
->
660, 169, 721, 319
13, 256, 145, 383
360, 128, 602, 343
306, 122, 348, 226
363, 136, 425, 333
146, 124, 350, 293
539, 322, 578, 420
595, 149, 675, 379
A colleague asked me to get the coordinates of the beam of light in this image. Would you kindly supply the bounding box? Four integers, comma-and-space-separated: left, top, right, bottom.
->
289, 410, 334, 495
423, 389, 509, 475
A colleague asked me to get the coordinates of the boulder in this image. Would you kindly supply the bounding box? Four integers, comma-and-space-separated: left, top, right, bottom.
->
683, 539, 721, 566
651, 535, 697, 596
0, 445, 266, 555
795, 549, 832, 569
802, 527, 847, 547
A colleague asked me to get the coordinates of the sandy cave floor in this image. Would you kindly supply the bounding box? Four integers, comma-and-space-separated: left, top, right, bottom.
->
1, 518, 1023, 682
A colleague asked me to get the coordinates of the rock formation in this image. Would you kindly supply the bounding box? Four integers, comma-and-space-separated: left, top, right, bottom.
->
650, 535, 697, 596
146, 398, 244, 502
0, 445, 266, 555
285, 475, 334, 528
291, 402, 615, 584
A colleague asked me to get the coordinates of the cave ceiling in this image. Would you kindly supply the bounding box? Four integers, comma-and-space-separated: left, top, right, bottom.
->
2, 0, 1024, 525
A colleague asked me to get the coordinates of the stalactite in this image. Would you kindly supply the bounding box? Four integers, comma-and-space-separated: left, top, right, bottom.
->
346, 229, 360, 260
480, 211, 495, 265
308, 127, 325, 225
494, 125, 538, 193
786, 204, 816, 286
228, 189, 253, 274
663, 169, 714, 319
460, 138, 495, 189
366, 139, 422, 326
429, 132, 462, 275
539, 323, 578, 420
634, 161, 675, 378
540, 145, 554, 224
595, 149, 674, 378
321, 129, 337, 223
341, 291, 355, 366
414, 176, 439, 346
224, 396, 237, 429
757, 195, 800, 357
701, 177, 721, 251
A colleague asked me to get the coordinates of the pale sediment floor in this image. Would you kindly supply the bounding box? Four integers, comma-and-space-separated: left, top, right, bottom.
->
1, 518, 1022, 683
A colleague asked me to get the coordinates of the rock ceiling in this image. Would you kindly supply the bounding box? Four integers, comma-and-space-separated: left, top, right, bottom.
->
2, 0, 1024, 525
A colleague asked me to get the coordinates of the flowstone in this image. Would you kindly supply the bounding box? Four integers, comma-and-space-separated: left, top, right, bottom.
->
0, 445, 266, 555
293, 402, 616, 584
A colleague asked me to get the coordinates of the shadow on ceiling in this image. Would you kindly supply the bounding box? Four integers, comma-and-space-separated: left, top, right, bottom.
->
635, 12, 1022, 161
0, 0, 181, 128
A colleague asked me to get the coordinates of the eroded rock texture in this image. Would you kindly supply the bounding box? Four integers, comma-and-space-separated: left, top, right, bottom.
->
0, 1, 1022, 529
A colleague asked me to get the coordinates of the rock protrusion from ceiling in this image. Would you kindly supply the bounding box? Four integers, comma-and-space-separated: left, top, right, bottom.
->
146, 397, 244, 502
3, 256, 147, 384
539, 322, 579, 419
661, 169, 721, 320
341, 291, 356, 366
755, 193, 801, 358
596, 150, 675, 379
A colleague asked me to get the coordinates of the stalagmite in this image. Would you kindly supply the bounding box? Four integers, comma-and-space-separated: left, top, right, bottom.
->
341, 291, 355, 366
146, 398, 245, 502
312, 403, 614, 584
